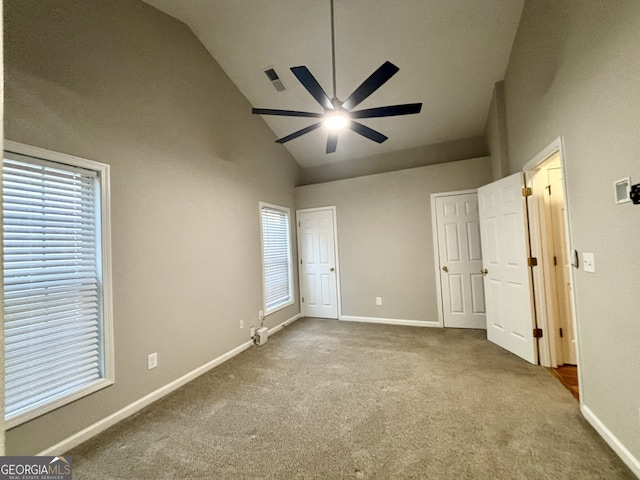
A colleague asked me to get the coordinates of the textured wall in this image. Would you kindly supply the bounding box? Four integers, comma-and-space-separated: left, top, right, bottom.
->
504, 0, 640, 469
484, 81, 509, 181
298, 136, 487, 186
4, 0, 300, 454
296, 157, 492, 322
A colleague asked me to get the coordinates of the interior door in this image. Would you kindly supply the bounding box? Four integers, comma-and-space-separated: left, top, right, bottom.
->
546, 167, 577, 365
297, 208, 339, 319
434, 193, 486, 329
478, 173, 538, 364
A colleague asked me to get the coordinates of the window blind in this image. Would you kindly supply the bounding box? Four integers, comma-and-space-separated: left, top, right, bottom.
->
260, 205, 292, 313
3, 155, 104, 421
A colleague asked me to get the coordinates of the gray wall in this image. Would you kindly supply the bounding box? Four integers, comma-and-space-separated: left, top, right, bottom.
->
4, 0, 300, 455
299, 136, 487, 186
484, 81, 509, 181
504, 0, 640, 464
296, 157, 492, 322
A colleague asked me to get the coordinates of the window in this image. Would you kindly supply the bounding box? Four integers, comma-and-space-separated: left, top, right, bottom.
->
259, 202, 293, 315
3, 141, 113, 428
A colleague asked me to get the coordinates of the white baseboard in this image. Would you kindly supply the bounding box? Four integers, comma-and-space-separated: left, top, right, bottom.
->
581, 404, 640, 477
38, 311, 304, 456
268, 312, 303, 336
340, 315, 441, 328
38, 339, 254, 456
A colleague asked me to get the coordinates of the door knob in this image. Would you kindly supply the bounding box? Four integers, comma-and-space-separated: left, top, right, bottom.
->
481, 268, 488, 275
442, 266, 448, 272
330, 267, 335, 272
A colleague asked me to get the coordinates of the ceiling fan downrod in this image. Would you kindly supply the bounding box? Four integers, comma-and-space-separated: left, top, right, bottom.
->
330, 0, 338, 103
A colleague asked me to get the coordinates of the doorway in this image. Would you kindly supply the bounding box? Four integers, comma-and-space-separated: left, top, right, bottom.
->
524, 139, 578, 369
296, 207, 341, 319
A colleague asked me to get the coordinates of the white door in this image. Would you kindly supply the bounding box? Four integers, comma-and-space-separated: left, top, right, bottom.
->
478, 173, 538, 364
546, 167, 577, 365
297, 208, 339, 319
434, 193, 486, 329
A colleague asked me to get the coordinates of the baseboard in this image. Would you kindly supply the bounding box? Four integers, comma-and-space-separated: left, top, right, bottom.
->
340, 315, 441, 328
268, 312, 303, 336
38, 312, 305, 456
581, 404, 640, 478
38, 340, 254, 456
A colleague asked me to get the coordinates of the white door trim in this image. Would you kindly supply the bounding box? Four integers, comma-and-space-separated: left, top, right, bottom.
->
430, 189, 478, 328
523, 138, 581, 384
296, 206, 342, 320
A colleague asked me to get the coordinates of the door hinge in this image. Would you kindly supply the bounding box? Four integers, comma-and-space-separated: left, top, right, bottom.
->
553, 256, 557, 266
302, 297, 304, 303
527, 257, 538, 267
533, 328, 543, 338
522, 187, 532, 197
559, 327, 564, 338
300, 259, 302, 265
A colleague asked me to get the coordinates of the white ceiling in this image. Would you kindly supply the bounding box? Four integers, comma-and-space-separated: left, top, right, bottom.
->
143, 0, 524, 168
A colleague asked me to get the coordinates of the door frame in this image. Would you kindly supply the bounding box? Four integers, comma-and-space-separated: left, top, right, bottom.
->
295, 206, 342, 320
523, 137, 581, 375
431, 189, 479, 328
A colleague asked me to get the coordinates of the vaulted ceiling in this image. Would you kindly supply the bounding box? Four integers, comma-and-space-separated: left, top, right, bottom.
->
143, 0, 524, 168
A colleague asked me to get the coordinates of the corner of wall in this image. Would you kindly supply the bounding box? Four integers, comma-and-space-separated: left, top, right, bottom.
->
484, 81, 510, 181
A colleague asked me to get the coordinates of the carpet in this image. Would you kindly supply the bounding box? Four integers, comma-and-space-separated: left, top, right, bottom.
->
69, 317, 635, 479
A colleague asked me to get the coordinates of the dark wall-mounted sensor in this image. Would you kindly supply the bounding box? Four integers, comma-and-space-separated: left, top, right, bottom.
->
630, 183, 640, 204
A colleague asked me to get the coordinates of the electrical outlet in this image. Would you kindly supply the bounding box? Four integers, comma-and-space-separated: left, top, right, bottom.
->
259, 310, 264, 320
239, 319, 244, 329
250, 326, 256, 337
376, 297, 382, 306
147, 352, 158, 370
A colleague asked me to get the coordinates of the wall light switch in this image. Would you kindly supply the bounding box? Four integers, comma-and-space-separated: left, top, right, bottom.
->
582, 252, 595, 273
376, 297, 382, 306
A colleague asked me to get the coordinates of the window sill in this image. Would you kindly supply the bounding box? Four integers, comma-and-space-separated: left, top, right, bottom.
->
265, 298, 295, 317
5, 378, 114, 430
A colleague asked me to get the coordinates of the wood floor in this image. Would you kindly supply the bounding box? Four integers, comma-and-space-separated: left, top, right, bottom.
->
549, 365, 579, 401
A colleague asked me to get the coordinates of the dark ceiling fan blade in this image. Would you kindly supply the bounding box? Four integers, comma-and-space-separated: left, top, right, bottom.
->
350, 103, 422, 119
341, 61, 400, 111
349, 121, 388, 144
252, 108, 323, 118
326, 132, 338, 154
275, 122, 323, 144
290, 66, 334, 111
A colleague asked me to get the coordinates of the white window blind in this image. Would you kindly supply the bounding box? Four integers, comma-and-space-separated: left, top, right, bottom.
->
3, 146, 113, 427
260, 204, 293, 314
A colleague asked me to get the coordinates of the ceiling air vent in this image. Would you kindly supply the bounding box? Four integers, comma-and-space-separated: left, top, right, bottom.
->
264, 67, 287, 92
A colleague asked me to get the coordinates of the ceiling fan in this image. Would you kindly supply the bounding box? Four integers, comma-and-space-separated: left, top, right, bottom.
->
251, 0, 422, 154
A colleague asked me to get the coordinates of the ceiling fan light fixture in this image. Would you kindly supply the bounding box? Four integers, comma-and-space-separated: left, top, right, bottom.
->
250, 0, 422, 153
323, 111, 350, 131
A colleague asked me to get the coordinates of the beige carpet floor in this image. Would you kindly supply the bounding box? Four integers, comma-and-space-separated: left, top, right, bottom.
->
69, 318, 635, 479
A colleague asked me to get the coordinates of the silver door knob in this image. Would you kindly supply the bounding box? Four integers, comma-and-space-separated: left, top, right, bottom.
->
481, 268, 488, 275
442, 266, 448, 272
